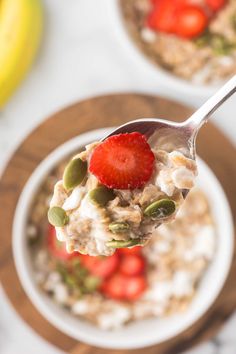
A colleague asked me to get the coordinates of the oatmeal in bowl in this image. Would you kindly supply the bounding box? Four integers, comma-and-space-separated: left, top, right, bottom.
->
13, 129, 234, 348
116, 0, 236, 86
48, 132, 197, 256
30, 183, 215, 330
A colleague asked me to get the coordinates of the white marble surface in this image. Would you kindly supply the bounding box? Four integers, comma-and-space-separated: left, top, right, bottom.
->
0, 0, 235, 353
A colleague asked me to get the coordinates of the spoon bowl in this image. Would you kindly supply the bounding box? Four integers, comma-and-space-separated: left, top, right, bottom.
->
104, 75, 236, 162
104, 118, 195, 159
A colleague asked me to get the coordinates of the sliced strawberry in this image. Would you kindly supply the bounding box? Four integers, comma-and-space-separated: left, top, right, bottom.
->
147, 0, 189, 32
205, 0, 227, 12
101, 272, 147, 301
147, 0, 177, 32
80, 253, 119, 279
117, 246, 142, 256
125, 275, 147, 300
119, 254, 146, 276
89, 132, 155, 190
47, 224, 79, 261
175, 5, 209, 38
101, 273, 127, 300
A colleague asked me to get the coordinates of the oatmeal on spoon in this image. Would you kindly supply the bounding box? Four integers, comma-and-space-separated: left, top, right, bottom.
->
48, 133, 197, 256
48, 75, 236, 256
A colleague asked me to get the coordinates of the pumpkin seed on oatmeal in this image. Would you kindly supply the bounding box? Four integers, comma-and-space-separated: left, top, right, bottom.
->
144, 199, 176, 219
63, 158, 87, 191
89, 186, 115, 206
109, 221, 130, 233
106, 238, 142, 248
48, 206, 69, 227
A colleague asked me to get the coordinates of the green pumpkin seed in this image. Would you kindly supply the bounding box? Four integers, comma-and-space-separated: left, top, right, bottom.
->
195, 32, 209, 47
65, 274, 78, 288
84, 276, 101, 292
89, 186, 115, 206
144, 199, 176, 219
63, 158, 87, 191
106, 239, 142, 248
48, 206, 69, 227
211, 34, 233, 55
74, 266, 88, 279
109, 221, 130, 234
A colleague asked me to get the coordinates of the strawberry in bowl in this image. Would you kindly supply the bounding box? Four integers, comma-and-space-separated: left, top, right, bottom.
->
28, 186, 217, 331
119, 0, 236, 84
46, 225, 148, 302
48, 132, 197, 256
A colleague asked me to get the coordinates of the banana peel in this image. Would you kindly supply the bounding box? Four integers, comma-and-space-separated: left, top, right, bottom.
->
0, 0, 43, 107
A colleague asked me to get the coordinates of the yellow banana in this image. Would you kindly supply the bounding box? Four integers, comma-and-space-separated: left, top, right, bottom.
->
0, 0, 43, 107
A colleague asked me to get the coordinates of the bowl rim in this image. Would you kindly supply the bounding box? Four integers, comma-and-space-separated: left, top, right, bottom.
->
108, 0, 225, 97
13, 128, 234, 349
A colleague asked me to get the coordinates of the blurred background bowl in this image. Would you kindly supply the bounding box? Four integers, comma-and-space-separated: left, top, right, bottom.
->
108, 0, 224, 98
13, 127, 234, 349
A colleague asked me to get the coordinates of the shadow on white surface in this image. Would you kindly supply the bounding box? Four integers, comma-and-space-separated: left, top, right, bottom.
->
0, 285, 63, 354
1, 281, 236, 354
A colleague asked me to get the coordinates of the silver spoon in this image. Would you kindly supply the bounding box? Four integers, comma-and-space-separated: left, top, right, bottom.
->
104, 75, 236, 161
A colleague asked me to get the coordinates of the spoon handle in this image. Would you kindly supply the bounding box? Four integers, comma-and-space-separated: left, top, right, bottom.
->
185, 75, 236, 131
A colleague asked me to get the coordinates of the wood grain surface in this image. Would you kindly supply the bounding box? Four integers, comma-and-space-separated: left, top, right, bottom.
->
0, 94, 235, 354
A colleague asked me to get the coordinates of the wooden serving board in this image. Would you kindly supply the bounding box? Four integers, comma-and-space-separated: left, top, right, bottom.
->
0, 94, 235, 354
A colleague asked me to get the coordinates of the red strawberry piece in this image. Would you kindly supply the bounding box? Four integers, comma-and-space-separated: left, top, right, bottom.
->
101, 273, 127, 300
117, 245, 142, 256
101, 273, 147, 301
147, 0, 189, 33
150, 0, 158, 5
119, 254, 146, 276
175, 5, 209, 39
79, 253, 119, 279
147, 0, 178, 32
89, 132, 155, 190
47, 224, 79, 261
125, 275, 147, 301
205, 0, 227, 12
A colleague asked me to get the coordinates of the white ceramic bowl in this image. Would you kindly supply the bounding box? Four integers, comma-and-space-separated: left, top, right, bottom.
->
13, 128, 234, 349
108, 0, 224, 98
